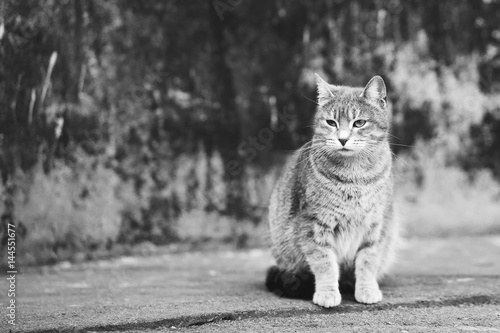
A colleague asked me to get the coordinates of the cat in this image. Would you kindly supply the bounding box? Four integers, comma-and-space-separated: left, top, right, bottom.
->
265, 74, 399, 307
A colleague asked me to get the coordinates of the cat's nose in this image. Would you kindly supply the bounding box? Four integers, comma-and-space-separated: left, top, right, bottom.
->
339, 138, 348, 146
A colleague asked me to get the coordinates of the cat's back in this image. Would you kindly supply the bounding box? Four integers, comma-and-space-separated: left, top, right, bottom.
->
269, 143, 311, 222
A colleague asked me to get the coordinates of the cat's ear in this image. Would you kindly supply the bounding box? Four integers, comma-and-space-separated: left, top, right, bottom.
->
361, 75, 386, 102
315, 73, 337, 105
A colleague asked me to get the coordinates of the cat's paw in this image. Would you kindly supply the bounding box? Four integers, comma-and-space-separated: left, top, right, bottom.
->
355, 283, 383, 304
313, 290, 342, 308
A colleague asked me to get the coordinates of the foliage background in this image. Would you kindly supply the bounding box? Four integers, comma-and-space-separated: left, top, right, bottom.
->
1, 0, 500, 264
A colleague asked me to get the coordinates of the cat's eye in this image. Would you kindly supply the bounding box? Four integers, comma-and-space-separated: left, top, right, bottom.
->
353, 119, 366, 128
326, 120, 337, 127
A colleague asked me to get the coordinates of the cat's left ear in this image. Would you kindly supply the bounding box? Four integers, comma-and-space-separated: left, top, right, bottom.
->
315, 73, 337, 105
361, 75, 386, 103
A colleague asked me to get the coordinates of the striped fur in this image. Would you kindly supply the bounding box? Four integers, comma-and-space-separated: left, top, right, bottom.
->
266, 75, 399, 307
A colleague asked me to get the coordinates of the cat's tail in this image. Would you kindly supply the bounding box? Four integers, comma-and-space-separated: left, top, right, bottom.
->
265, 266, 315, 299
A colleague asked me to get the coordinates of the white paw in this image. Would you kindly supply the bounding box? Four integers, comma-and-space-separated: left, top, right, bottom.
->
313, 289, 342, 308
355, 283, 383, 304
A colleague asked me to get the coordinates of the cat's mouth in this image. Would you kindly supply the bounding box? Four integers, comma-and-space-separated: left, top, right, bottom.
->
337, 147, 357, 154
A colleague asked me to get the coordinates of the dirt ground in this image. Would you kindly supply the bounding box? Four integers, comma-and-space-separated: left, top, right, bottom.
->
1, 237, 499, 332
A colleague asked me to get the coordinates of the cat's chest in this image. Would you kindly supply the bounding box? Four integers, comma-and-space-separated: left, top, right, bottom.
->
307, 182, 384, 264
306, 181, 381, 223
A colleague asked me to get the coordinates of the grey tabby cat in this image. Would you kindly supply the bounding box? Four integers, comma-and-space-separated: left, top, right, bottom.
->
265, 74, 399, 307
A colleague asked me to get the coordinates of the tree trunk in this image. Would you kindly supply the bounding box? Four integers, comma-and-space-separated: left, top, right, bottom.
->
207, 0, 245, 217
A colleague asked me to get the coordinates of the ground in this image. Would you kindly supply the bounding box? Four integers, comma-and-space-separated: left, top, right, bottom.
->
1, 237, 500, 332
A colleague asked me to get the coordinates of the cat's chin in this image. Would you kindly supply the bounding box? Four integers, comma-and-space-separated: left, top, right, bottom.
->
335, 148, 358, 156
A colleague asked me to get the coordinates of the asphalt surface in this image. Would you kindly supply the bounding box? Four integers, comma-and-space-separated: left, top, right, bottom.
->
1, 237, 500, 332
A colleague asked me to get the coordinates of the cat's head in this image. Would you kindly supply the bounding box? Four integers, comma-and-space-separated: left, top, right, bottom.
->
313, 74, 389, 156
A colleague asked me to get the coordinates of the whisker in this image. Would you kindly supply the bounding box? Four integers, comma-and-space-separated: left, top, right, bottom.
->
295, 146, 329, 166
388, 143, 416, 148
387, 133, 402, 141
364, 140, 415, 149
301, 94, 319, 106
362, 141, 417, 168
298, 141, 327, 151
390, 151, 412, 168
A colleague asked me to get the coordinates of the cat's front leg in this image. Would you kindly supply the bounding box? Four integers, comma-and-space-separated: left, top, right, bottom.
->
301, 241, 341, 307
354, 243, 383, 304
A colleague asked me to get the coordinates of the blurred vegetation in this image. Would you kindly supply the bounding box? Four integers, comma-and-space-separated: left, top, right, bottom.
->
1, 0, 500, 264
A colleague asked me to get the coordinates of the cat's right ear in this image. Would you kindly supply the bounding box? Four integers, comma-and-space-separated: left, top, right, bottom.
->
315, 73, 336, 106
361, 75, 386, 102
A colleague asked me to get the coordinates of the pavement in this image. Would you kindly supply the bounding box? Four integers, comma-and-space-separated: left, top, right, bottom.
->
1, 237, 500, 332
